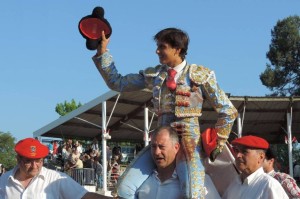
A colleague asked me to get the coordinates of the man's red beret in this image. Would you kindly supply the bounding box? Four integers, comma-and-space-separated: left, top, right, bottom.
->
15, 138, 49, 159
231, 135, 269, 149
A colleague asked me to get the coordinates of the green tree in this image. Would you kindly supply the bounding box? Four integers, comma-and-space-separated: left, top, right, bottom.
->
260, 15, 300, 96
55, 99, 82, 116
0, 131, 17, 170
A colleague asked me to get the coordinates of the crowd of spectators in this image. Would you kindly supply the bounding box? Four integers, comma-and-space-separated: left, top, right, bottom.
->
45, 138, 125, 190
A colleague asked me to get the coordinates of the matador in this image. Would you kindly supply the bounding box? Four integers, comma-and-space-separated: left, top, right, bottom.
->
92, 28, 238, 199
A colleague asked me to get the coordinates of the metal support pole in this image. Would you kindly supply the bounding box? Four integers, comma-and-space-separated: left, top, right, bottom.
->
237, 113, 242, 138
287, 113, 293, 177
102, 101, 108, 194
144, 107, 149, 146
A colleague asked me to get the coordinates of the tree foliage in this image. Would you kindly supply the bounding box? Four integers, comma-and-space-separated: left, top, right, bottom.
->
0, 131, 17, 170
260, 15, 300, 96
273, 143, 300, 173
55, 99, 82, 116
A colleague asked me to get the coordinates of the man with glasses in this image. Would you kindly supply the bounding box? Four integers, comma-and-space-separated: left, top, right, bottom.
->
222, 135, 288, 199
0, 138, 112, 199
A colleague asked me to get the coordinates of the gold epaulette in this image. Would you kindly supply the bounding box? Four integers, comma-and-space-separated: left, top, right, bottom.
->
189, 64, 212, 86
143, 65, 164, 77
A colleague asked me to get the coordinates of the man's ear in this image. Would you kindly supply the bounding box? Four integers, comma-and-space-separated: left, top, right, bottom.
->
175, 48, 181, 56
258, 150, 266, 163
270, 158, 275, 165
174, 142, 180, 153
16, 155, 21, 164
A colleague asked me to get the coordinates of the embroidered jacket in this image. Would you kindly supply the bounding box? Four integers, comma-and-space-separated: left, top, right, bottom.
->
93, 52, 237, 149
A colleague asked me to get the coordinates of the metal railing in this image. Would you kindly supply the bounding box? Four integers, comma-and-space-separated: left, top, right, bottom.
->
69, 168, 96, 186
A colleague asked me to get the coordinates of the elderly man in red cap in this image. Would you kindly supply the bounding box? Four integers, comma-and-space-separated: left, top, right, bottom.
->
0, 138, 112, 199
222, 135, 288, 199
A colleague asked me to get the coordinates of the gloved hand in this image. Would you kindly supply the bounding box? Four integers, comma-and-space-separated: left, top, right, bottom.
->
201, 128, 217, 157
202, 127, 225, 162
209, 146, 222, 162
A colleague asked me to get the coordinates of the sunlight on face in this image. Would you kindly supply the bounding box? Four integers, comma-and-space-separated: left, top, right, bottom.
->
155, 41, 181, 67
232, 145, 265, 177
151, 129, 179, 170
18, 156, 43, 178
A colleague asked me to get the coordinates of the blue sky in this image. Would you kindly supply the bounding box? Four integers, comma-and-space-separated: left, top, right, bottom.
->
1, 0, 299, 142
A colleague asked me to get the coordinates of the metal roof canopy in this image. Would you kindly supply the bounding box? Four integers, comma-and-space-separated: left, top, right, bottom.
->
33, 90, 300, 145
33, 90, 300, 189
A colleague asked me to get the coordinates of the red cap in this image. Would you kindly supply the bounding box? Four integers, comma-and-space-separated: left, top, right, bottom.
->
231, 135, 269, 149
15, 138, 49, 159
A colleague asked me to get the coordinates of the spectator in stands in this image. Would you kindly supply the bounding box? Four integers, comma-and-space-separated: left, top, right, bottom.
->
72, 146, 81, 160
91, 138, 99, 153
66, 139, 73, 151
57, 141, 63, 155
61, 144, 69, 161
106, 146, 112, 162
85, 144, 93, 155
223, 135, 288, 199
63, 143, 72, 170
112, 145, 121, 156
53, 140, 58, 157
47, 141, 54, 159
112, 145, 122, 164
294, 163, 300, 182
0, 137, 111, 199
75, 141, 83, 155
64, 147, 83, 171
70, 156, 83, 169
92, 156, 103, 190
89, 149, 98, 159
263, 148, 300, 198
110, 155, 120, 184
82, 154, 92, 168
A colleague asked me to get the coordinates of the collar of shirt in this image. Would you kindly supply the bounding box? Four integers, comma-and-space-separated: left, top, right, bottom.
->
168, 60, 186, 82
242, 167, 265, 185
153, 169, 178, 183
268, 170, 276, 177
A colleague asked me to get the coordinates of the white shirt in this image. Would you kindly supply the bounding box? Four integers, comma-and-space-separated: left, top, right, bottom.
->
91, 143, 99, 151
62, 148, 69, 160
168, 60, 186, 82
77, 145, 83, 154
222, 167, 289, 199
0, 166, 88, 199
136, 170, 221, 199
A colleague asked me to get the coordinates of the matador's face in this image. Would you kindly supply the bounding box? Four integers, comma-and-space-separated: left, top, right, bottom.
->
155, 41, 182, 68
